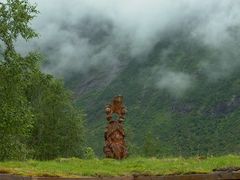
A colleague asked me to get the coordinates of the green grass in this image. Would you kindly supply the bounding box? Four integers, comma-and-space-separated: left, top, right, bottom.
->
0, 155, 240, 177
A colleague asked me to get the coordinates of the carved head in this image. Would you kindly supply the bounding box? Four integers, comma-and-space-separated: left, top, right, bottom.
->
105, 95, 126, 122
113, 95, 123, 106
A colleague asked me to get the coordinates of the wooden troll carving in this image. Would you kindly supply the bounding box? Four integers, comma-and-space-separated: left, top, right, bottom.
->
104, 96, 128, 159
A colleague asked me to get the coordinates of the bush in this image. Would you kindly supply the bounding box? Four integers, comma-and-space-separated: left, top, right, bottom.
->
83, 147, 96, 159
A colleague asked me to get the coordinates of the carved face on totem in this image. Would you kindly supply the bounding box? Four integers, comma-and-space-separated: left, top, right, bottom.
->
110, 129, 124, 143
105, 95, 127, 122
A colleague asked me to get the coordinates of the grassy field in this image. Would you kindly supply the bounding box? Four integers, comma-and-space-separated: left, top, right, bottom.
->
0, 155, 240, 177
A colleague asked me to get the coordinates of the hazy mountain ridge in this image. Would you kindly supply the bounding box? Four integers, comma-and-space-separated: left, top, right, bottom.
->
68, 28, 240, 156
18, 0, 240, 157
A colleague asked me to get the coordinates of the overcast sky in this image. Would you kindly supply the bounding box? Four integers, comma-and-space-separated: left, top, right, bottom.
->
15, 0, 240, 96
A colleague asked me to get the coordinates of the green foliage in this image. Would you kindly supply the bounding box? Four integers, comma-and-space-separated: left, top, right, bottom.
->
27, 74, 85, 160
27, 75, 85, 160
0, 24, 39, 160
0, 0, 38, 61
0, 155, 240, 177
83, 147, 96, 159
143, 131, 158, 157
0, 0, 85, 160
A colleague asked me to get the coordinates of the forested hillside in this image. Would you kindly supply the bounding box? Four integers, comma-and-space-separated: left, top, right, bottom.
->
68, 26, 240, 157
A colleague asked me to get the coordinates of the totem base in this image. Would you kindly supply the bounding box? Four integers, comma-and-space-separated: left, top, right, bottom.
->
104, 120, 128, 160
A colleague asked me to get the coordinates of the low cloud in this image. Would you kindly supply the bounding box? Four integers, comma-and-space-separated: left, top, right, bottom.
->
13, 0, 240, 95
154, 69, 193, 97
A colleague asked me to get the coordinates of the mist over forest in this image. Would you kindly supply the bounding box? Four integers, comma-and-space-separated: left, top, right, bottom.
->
19, 0, 240, 156
18, 0, 240, 95
1, 0, 240, 160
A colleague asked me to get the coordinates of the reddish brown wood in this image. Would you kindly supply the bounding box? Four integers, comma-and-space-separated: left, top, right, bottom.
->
104, 96, 128, 159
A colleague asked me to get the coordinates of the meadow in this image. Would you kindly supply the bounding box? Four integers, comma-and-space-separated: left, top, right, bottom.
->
0, 155, 240, 177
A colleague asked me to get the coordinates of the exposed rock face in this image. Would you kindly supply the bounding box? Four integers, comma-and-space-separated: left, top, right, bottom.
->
205, 96, 240, 117
104, 96, 128, 159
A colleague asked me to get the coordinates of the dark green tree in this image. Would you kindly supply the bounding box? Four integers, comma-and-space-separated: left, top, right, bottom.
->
0, 0, 85, 160
0, 0, 39, 160
143, 131, 158, 157
27, 74, 85, 160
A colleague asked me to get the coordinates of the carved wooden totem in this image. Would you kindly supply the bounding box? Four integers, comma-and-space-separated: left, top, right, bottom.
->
104, 96, 128, 159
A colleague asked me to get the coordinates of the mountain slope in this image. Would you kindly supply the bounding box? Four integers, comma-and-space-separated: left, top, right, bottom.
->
67, 28, 240, 157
